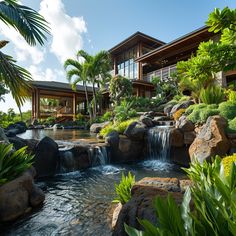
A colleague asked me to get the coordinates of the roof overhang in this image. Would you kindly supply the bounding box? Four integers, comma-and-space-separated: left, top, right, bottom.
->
136, 26, 216, 64
109, 31, 165, 55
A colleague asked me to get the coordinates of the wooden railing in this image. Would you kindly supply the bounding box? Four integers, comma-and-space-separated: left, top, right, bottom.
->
143, 64, 177, 82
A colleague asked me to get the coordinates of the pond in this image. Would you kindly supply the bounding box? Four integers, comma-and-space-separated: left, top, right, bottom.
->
2, 163, 184, 236
17, 129, 98, 143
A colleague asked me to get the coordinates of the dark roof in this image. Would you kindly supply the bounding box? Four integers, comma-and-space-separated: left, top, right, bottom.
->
109, 31, 165, 55
136, 26, 214, 62
31, 81, 94, 93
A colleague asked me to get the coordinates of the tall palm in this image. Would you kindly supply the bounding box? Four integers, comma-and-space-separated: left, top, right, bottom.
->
0, 0, 50, 108
64, 58, 92, 121
77, 50, 111, 117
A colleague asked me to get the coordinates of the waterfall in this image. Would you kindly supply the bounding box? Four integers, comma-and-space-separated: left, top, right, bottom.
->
147, 126, 172, 161
93, 146, 109, 166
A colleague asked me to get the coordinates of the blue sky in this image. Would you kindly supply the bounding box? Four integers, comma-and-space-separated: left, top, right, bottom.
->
1, 0, 236, 112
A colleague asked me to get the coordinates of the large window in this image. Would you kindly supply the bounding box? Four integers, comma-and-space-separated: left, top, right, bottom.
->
116, 46, 138, 79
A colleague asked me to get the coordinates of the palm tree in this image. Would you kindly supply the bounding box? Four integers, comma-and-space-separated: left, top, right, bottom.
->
0, 0, 50, 108
64, 57, 93, 121
77, 50, 111, 117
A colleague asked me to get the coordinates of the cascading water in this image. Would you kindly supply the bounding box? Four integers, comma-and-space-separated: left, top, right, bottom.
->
142, 125, 174, 171
93, 146, 109, 166
147, 125, 172, 161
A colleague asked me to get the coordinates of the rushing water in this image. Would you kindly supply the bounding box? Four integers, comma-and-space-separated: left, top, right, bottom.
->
147, 125, 172, 161
1, 164, 184, 236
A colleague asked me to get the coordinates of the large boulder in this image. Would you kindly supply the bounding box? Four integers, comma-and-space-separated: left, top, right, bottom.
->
33, 136, 59, 177
164, 104, 174, 115
5, 121, 27, 137
107, 134, 145, 163
90, 121, 110, 133
189, 116, 230, 163
0, 167, 45, 222
170, 128, 184, 147
59, 144, 91, 172
170, 100, 194, 116
176, 115, 195, 132
124, 122, 147, 141
112, 178, 184, 236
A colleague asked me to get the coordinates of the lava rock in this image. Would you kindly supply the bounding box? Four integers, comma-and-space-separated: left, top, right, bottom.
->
124, 122, 146, 141
170, 100, 194, 115
176, 115, 195, 132
33, 136, 59, 177
112, 178, 184, 235
170, 128, 184, 147
0, 167, 45, 222
189, 115, 230, 163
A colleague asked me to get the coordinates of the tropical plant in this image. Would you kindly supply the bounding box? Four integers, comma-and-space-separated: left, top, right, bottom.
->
77, 50, 111, 117
0, 143, 34, 185
114, 100, 137, 122
206, 7, 236, 45
125, 157, 236, 236
199, 85, 225, 104
0, 82, 8, 102
109, 75, 132, 105
113, 172, 135, 205
101, 111, 113, 121
0, 0, 50, 108
152, 73, 179, 101
64, 55, 92, 121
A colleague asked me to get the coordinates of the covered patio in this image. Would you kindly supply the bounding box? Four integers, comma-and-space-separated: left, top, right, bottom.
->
31, 81, 93, 121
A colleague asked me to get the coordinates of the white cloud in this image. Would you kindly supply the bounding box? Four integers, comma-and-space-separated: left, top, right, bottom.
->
0, 24, 45, 65
28, 66, 65, 82
39, 0, 87, 64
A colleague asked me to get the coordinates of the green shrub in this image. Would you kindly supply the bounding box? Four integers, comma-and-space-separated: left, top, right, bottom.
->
99, 123, 114, 137
185, 103, 207, 115
219, 101, 236, 120
99, 119, 137, 138
114, 100, 137, 122
187, 103, 220, 124
0, 144, 34, 185
76, 113, 85, 121
113, 172, 135, 205
115, 119, 136, 134
125, 157, 236, 236
101, 111, 113, 121
228, 117, 236, 133
200, 85, 225, 104
226, 89, 236, 102
199, 108, 220, 123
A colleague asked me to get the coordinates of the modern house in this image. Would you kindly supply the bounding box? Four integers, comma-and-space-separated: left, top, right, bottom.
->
31, 25, 236, 120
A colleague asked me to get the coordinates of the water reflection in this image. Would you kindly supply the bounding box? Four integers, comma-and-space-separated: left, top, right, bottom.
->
2, 164, 185, 236
18, 129, 97, 143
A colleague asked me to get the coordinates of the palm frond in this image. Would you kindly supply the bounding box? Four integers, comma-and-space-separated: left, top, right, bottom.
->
0, 51, 31, 107
0, 0, 50, 46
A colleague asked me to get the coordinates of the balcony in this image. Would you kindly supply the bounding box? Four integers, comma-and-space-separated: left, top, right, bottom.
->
143, 64, 177, 82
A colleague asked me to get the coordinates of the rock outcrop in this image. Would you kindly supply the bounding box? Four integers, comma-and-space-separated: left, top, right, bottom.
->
33, 136, 59, 177
112, 177, 187, 236
0, 167, 45, 222
124, 122, 146, 141
189, 116, 230, 163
